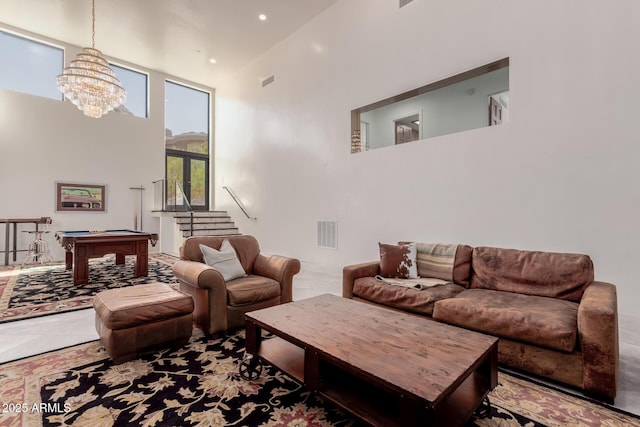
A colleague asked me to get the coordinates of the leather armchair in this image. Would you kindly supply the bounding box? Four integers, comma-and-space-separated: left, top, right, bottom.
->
172, 235, 301, 336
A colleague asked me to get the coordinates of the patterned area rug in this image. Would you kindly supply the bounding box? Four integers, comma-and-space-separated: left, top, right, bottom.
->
0, 254, 178, 324
0, 329, 637, 427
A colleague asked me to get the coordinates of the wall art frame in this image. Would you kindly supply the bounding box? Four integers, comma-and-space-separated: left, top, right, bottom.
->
56, 182, 106, 212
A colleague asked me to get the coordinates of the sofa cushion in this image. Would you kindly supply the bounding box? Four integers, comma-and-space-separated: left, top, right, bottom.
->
432, 289, 579, 352
379, 242, 418, 279
200, 240, 246, 282
413, 243, 473, 286
471, 247, 593, 302
353, 276, 465, 315
226, 274, 280, 307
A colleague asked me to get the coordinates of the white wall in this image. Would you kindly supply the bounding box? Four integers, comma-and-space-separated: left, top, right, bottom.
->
0, 25, 213, 261
215, 0, 640, 317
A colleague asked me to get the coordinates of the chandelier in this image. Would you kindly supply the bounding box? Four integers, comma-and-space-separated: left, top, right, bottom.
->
56, 0, 126, 118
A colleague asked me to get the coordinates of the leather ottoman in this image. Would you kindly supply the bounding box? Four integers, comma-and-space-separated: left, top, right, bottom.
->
93, 283, 194, 364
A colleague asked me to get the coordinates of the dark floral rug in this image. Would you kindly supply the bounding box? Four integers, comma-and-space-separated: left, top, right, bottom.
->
1, 329, 637, 427
0, 254, 177, 323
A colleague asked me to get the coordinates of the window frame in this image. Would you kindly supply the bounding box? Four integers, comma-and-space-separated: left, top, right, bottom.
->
109, 62, 150, 118
0, 27, 64, 101
164, 79, 212, 211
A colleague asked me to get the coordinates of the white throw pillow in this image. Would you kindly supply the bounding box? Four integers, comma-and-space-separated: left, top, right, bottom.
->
199, 240, 246, 282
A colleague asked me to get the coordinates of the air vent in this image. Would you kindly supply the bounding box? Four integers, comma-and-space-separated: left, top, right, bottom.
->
317, 220, 338, 249
399, 0, 414, 7
261, 75, 275, 87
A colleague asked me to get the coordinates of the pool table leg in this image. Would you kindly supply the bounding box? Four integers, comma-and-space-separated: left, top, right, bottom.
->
65, 251, 73, 270
73, 245, 89, 285
115, 253, 125, 265
135, 241, 149, 277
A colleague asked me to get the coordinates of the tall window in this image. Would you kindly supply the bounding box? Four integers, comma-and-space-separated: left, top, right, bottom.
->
110, 64, 148, 118
165, 81, 210, 210
0, 30, 63, 100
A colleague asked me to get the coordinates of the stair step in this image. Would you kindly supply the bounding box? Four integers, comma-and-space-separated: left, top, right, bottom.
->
173, 211, 229, 218
183, 228, 240, 237
175, 217, 231, 224
173, 210, 239, 239
179, 222, 236, 231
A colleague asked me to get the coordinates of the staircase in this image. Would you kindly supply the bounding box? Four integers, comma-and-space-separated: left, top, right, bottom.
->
174, 211, 240, 238
152, 180, 244, 256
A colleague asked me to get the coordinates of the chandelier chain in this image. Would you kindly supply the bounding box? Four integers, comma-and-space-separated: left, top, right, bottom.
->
92, 0, 96, 48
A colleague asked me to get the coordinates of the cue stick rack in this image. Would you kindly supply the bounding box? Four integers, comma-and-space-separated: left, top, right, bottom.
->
129, 185, 145, 231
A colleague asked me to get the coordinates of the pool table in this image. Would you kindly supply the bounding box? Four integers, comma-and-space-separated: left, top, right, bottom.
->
54, 229, 159, 285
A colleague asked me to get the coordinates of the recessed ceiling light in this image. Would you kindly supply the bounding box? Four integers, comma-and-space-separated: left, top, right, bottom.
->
259, 14, 267, 21
209, 58, 217, 64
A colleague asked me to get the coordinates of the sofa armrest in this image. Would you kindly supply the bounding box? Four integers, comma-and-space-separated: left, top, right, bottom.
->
577, 281, 618, 400
172, 259, 226, 290
342, 261, 380, 298
253, 254, 301, 303
172, 259, 229, 335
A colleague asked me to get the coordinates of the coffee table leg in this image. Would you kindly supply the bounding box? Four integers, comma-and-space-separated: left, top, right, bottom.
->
245, 321, 261, 354
240, 321, 264, 380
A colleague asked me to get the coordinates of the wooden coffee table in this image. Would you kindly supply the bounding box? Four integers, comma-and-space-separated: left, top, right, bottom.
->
243, 294, 498, 427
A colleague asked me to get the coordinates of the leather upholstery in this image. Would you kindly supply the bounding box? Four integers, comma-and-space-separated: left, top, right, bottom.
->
180, 234, 260, 273
433, 288, 579, 352
353, 277, 465, 315
93, 283, 194, 364
342, 243, 619, 400
471, 246, 593, 302
226, 275, 280, 306
173, 235, 301, 336
578, 281, 619, 400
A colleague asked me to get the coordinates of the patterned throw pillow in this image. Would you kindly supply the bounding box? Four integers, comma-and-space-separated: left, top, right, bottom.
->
199, 239, 246, 282
415, 242, 459, 281
379, 242, 418, 279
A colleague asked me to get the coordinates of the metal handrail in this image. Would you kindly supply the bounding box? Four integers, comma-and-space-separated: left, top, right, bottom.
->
223, 186, 256, 220
152, 179, 194, 236
174, 180, 194, 236
174, 180, 193, 212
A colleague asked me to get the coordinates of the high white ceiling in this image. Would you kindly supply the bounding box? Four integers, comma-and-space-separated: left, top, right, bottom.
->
0, 0, 338, 88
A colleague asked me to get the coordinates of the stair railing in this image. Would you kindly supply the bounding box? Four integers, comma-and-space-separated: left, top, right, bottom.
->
153, 179, 194, 236
223, 186, 256, 220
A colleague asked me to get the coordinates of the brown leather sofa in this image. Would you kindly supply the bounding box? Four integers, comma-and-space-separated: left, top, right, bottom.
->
173, 235, 301, 336
343, 244, 618, 401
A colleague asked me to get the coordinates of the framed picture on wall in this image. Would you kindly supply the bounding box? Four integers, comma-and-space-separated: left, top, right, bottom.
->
56, 182, 106, 212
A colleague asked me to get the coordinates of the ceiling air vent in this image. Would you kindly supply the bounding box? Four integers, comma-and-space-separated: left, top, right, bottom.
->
399, 0, 414, 8
261, 75, 275, 87
317, 220, 338, 249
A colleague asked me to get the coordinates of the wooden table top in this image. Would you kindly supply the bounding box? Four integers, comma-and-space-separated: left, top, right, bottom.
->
246, 293, 498, 405
0, 218, 45, 223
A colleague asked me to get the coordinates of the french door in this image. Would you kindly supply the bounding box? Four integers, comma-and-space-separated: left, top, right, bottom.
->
166, 150, 209, 211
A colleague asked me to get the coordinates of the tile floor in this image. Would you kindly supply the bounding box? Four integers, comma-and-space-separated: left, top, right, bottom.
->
0, 261, 638, 417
